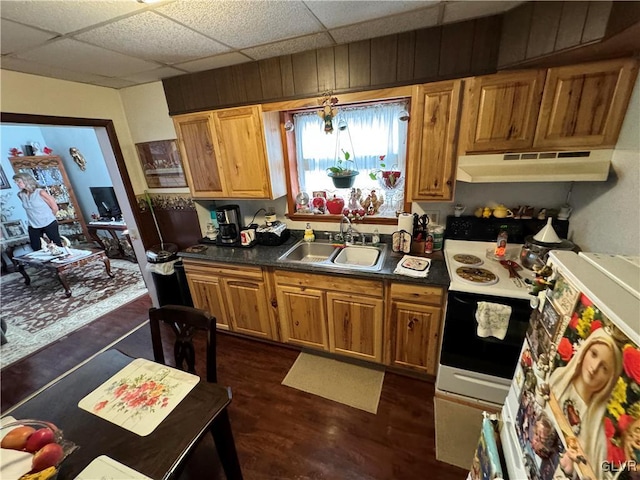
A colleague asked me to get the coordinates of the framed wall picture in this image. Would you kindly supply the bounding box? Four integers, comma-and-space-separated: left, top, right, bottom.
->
2, 220, 27, 239
0, 166, 10, 189
135, 140, 187, 188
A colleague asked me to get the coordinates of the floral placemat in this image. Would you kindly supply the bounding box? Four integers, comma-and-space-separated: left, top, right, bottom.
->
78, 359, 199, 436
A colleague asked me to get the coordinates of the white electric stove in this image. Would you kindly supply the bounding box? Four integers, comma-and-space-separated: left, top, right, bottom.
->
443, 239, 537, 300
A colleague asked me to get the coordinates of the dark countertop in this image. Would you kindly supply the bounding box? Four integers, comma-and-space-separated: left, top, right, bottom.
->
178, 231, 450, 288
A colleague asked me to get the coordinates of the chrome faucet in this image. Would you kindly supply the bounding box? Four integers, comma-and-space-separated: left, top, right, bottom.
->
335, 215, 352, 244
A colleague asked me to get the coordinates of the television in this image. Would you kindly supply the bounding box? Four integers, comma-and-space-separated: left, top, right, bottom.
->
90, 186, 122, 219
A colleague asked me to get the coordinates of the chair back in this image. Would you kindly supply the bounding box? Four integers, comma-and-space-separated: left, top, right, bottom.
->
149, 305, 217, 383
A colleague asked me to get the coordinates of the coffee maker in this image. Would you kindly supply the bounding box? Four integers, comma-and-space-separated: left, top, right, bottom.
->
215, 205, 242, 245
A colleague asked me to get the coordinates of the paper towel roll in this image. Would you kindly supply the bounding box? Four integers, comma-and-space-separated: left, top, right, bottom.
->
397, 213, 414, 236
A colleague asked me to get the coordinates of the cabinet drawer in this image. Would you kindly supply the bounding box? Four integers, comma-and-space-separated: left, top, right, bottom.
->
389, 283, 444, 305
183, 259, 264, 280
274, 270, 383, 297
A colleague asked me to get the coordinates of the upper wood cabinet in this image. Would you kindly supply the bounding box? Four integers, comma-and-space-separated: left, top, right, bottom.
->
458, 69, 546, 154
534, 58, 639, 149
173, 105, 286, 199
409, 80, 462, 201
458, 58, 638, 154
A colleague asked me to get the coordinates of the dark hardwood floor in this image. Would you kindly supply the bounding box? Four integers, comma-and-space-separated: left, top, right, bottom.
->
2, 295, 468, 479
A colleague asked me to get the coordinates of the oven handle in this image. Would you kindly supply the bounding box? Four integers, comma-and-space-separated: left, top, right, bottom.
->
453, 372, 510, 392
449, 293, 478, 305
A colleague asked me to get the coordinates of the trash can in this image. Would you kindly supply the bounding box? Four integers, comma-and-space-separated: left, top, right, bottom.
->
145, 243, 186, 307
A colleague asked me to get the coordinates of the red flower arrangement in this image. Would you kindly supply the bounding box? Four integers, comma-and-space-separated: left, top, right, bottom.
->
9, 147, 22, 157
557, 337, 574, 362
623, 344, 640, 383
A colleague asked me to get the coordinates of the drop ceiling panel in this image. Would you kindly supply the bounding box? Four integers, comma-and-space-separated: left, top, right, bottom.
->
74, 11, 230, 64
0, 56, 127, 85
15, 39, 160, 78
306, 1, 439, 29
122, 66, 187, 84
1, 19, 56, 55
174, 52, 253, 73
156, 0, 324, 49
242, 32, 334, 61
330, 7, 441, 45
0, 0, 146, 35
443, 1, 522, 23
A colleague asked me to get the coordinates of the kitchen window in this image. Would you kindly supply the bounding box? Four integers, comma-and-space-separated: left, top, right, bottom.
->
286, 100, 410, 223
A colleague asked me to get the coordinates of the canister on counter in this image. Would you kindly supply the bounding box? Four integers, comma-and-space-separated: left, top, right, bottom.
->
429, 225, 444, 251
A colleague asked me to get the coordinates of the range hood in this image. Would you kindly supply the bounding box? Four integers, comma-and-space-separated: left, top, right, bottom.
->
457, 150, 612, 183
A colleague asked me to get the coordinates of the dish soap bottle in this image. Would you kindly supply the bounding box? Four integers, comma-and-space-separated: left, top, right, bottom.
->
304, 223, 315, 242
372, 229, 380, 246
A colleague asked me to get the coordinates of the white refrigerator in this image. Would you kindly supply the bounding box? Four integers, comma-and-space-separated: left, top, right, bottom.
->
498, 251, 640, 480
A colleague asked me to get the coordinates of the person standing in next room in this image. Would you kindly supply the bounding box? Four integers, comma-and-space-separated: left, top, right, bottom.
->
13, 173, 62, 251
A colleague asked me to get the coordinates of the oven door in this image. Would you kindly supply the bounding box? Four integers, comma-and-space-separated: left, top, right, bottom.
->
437, 291, 531, 403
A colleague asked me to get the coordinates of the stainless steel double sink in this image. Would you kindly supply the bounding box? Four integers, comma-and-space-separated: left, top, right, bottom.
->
278, 239, 387, 272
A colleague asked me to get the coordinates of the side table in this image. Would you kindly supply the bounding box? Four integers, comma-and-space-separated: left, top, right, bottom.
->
88, 221, 137, 262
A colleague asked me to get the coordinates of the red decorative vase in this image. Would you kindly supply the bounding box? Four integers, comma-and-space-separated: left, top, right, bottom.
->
326, 196, 345, 215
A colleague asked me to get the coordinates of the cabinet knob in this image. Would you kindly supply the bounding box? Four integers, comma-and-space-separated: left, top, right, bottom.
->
271, 299, 277, 308
408, 318, 419, 329
295, 321, 299, 326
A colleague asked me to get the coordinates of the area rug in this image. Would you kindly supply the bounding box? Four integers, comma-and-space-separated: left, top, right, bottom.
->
282, 352, 385, 414
0, 259, 148, 369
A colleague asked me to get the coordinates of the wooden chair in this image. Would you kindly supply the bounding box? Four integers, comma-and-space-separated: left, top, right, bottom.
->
149, 305, 243, 480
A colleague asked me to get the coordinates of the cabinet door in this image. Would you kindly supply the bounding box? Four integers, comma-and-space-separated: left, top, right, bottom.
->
326, 292, 383, 362
534, 58, 638, 148
212, 106, 272, 198
223, 278, 273, 339
460, 70, 546, 153
184, 273, 229, 330
409, 80, 462, 201
390, 301, 442, 375
173, 112, 226, 198
276, 285, 328, 350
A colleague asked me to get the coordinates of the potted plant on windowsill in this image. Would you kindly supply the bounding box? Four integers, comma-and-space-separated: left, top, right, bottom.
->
369, 155, 401, 189
327, 149, 359, 189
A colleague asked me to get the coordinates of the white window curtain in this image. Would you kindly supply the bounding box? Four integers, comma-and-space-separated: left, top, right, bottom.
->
293, 101, 409, 194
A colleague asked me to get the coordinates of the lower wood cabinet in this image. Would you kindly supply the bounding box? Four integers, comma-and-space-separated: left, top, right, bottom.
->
276, 285, 328, 350
385, 283, 445, 375
183, 260, 446, 374
183, 259, 277, 340
274, 270, 384, 362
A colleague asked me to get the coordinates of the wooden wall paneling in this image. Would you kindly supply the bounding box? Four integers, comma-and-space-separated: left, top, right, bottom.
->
334, 44, 350, 90
471, 16, 501, 74
555, 1, 590, 51
180, 74, 208, 113
582, 1, 613, 43
396, 31, 416, 82
414, 27, 441, 81
193, 69, 221, 111
316, 46, 336, 92
606, 1, 640, 37
162, 77, 186, 115
292, 50, 319, 95
279, 55, 296, 98
439, 22, 474, 77
240, 62, 263, 103
215, 65, 246, 106
259, 58, 284, 100
526, 2, 563, 59
371, 35, 398, 86
497, 2, 533, 67
348, 40, 371, 88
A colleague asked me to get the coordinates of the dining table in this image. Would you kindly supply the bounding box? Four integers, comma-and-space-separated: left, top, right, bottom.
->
2, 349, 242, 479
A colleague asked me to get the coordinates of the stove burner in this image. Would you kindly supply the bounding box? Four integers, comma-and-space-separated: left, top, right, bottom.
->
456, 266, 498, 285
453, 254, 483, 266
